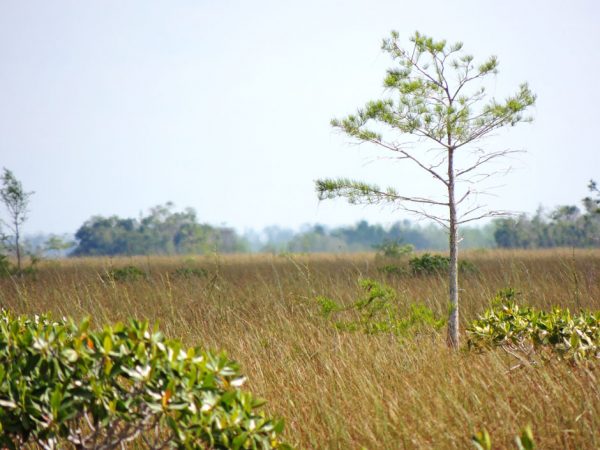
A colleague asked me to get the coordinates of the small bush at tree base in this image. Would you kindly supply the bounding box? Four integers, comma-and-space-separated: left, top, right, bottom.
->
409, 253, 451, 275
0, 311, 290, 449
409, 253, 477, 275
315, 279, 445, 336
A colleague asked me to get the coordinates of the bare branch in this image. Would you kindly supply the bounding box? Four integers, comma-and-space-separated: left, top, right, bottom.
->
395, 204, 450, 228
455, 148, 523, 178
353, 135, 449, 186
457, 209, 513, 225
456, 189, 471, 205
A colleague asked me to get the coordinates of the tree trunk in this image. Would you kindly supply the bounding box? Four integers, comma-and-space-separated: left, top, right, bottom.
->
447, 148, 459, 349
15, 223, 21, 272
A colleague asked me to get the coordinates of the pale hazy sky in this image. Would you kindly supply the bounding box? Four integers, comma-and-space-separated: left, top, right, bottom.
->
1, 0, 598, 235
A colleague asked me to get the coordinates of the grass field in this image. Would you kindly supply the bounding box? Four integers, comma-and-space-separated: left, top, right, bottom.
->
1, 249, 599, 449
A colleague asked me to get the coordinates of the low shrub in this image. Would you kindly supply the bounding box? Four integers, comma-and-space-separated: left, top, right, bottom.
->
0, 311, 289, 449
409, 253, 449, 275
467, 291, 599, 362
315, 279, 445, 336
315, 295, 341, 317
103, 265, 146, 282
409, 253, 477, 275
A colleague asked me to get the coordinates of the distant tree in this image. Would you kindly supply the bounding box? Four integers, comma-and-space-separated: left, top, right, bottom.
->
287, 227, 348, 253
72, 216, 140, 256
174, 222, 209, 254
71, 204, 248, 257
494, 216, 526, 248
583, 179, 600, 215
316, 31, 535, 348
44, 235, 76, 256
0, 168, 34, 271
258, 226, 296, 253
582, 179, 600, 246
332, 220, 386, 249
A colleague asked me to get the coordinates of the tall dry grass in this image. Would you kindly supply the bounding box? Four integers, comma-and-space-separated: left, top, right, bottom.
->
0, 249, 598, 449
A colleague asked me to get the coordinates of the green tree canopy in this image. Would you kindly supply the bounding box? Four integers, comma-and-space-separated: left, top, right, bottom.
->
71, 203, 247, 257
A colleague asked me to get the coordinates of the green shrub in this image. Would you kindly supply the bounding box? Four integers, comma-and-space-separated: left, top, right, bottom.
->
467, 292, 599, 362
316, 279, 445, 336
315, 296, 341, 317
0, 311, 289, 449
409, 253, 450, 275
408, 253, 477, 275
104, 265, 146, 282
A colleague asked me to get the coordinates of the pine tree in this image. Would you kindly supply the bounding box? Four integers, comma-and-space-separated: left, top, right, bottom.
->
317, 31, 536, 348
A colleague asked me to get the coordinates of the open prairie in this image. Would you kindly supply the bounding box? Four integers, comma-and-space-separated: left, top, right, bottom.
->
1, 249, 599, 449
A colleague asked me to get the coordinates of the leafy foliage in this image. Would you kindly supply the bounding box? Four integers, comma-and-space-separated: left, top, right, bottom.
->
315, 295, 341, 317
467, 292, 599, 362
409, 253, 450, 275
0, 311, 289, 449
316, 279, 445, 336
103, 265, 146, 282
72, 203, 247, 257
409, 253, 477, 275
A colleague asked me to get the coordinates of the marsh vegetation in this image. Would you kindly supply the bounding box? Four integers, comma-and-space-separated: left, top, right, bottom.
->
1, 249, 598, 448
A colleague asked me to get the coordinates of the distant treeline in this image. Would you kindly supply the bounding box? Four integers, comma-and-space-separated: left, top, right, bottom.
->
65, 208, 496, 257
34, 204, 496, 257
494, 180, 600, 249
21, 181, 600, 256
247, 221, 495, 253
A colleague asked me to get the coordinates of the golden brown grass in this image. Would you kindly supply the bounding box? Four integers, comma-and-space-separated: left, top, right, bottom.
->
1, 249, 599, 449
